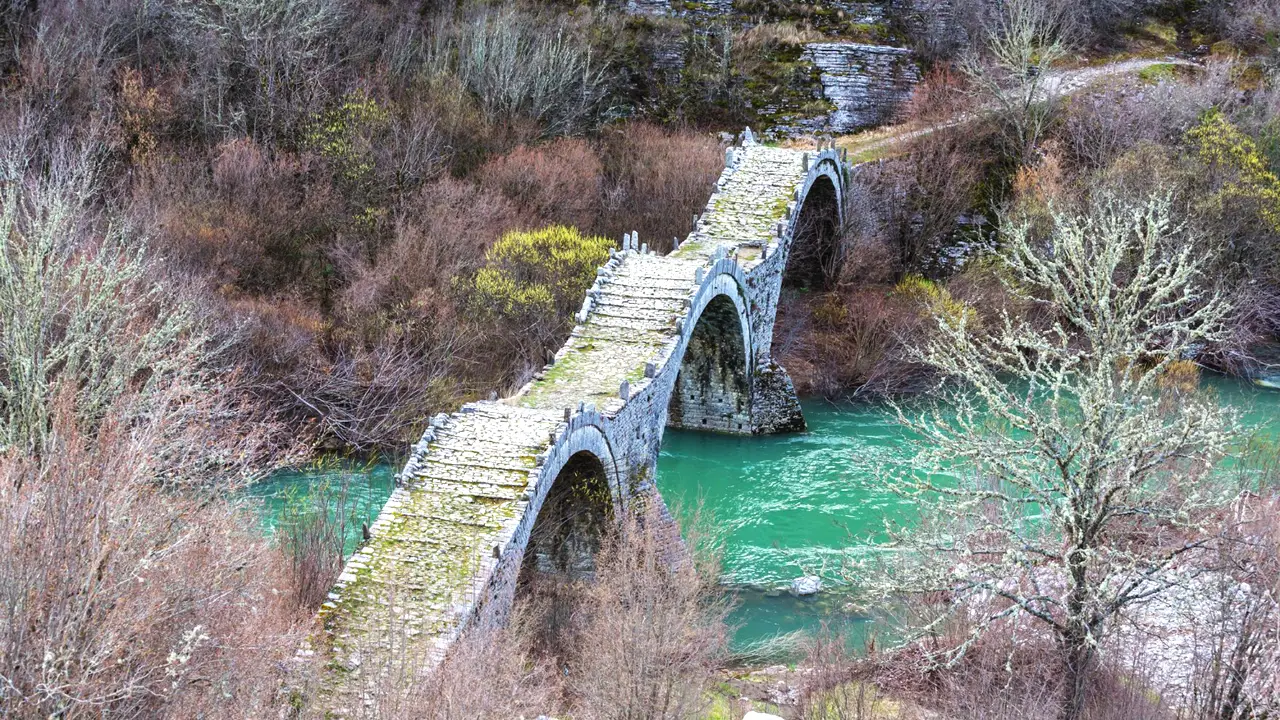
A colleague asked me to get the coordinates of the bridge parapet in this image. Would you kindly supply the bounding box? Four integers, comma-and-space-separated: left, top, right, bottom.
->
305, 133, 849, 712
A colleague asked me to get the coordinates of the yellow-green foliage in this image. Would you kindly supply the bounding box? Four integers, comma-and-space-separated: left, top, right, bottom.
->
1140, 20, 1178, 47
1187, 108, 1280, 232
1158, 358, 1202, 394
1136, 62, 1176, 84
468, 226, 613, 322
304, 91, 389, 183
812, 292, 848, 328
894, 275, 979, 330
700, 688, 735, 720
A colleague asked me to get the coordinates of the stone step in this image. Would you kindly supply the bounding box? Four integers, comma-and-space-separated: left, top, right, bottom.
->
585, 314, 678, 334
387, 507, 509, 530
590, 304, 682, 324
410, 466, 529, 489
594, 289, 688, 307
426, 438, 550, 457
432, 417, 559, 445
568, 329, 669, 346
596, 284, 693, 300
413, 462, 527, 482
415, 479, 525, 501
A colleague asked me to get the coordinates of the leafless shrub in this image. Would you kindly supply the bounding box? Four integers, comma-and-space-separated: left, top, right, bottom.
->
894, 629, 1169, 720
567, 504, 731, 720
276, 474, 358, 610
886, 131, 984, 276
960, 0, 1070, 164
477, 137, 605, 232
0, 394, 307, 719
171, 0, 351, 140
425, 7, 608, 138
132, 141, 529, 450
774, 286, 933, 398
374, 103, 447, 200
798, 629, 891, 720
901, 66, 974, 124
1215, 0, 1280, 52
598, 122, 724, 253
277, 334, 465, 452
1061, 63, 1238, 173
1182, 496, 1280, 719
0, 0, 171, 132
131, 137, 341, 296
327, 176, 524, 415
348, 176, 524, 308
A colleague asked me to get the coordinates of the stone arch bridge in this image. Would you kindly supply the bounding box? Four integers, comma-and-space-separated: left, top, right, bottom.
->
310, 133, 849, 705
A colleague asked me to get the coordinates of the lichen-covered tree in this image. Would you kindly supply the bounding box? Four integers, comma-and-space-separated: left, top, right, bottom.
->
859, 193, 1241, 720
0, 143, 201, 459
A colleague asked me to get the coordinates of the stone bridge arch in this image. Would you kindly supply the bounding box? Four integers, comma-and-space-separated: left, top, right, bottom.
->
784, 160, 845, 290
667, 262, 754, 433
480, 410, 623, 624
308, 134, 851, 711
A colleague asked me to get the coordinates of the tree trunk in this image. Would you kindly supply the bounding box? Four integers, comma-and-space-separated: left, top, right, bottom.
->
1060, 626, 1094, 720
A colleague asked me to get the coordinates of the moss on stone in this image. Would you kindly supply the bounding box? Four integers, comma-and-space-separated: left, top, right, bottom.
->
1137, 62, 1177, 84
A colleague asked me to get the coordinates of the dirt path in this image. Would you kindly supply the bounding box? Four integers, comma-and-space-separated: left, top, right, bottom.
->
830, 57, 1196, 162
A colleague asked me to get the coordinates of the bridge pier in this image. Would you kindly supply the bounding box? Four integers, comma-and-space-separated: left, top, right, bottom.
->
751, 361, 806, 434
306, 139, 850, 711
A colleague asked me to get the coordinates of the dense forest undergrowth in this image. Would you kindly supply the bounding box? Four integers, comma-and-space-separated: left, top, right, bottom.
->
0, 0, 1279, 717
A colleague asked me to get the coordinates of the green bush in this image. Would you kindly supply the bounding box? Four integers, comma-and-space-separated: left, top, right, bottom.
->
893, 274, 979, 331
467, 225, 613, 325
1188, 108, 1280, 232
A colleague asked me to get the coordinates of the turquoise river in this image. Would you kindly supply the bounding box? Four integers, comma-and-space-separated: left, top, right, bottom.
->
249, 376, 1280, 652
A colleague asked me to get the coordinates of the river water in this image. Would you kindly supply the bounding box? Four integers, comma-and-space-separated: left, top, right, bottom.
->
249, 376, 1279, 653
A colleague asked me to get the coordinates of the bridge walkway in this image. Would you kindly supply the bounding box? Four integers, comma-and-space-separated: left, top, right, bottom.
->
305, 138, 831, 712
520, 144, 808, 413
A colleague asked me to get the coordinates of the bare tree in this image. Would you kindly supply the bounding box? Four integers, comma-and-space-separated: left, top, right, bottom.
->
881, 130, 983, 277
428, 7, 608, 138
568, 504, 730, 720
858, 192, 1241, 720
0, 138, 203, 458
0, 390, 307, 719
171, 0, 350, 140
960, 0, 1069, 164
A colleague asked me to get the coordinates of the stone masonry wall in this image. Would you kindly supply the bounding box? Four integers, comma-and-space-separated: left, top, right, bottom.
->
305, 137, 851, 712
667, 294, 754, 433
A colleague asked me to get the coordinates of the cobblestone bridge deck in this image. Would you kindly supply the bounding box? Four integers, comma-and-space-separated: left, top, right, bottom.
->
305, 132, 848, 711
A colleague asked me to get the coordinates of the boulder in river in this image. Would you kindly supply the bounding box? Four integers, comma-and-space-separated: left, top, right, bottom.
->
790, 575, 822, 596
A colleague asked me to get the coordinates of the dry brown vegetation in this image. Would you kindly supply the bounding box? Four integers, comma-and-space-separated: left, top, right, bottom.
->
121, 118, 722, 451
0, 395, 312, 719
284, 503, 729, 719
0, 0, 1276, 717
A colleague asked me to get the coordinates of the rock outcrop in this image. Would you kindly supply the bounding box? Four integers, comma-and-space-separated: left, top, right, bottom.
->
802, 42, 919, 133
